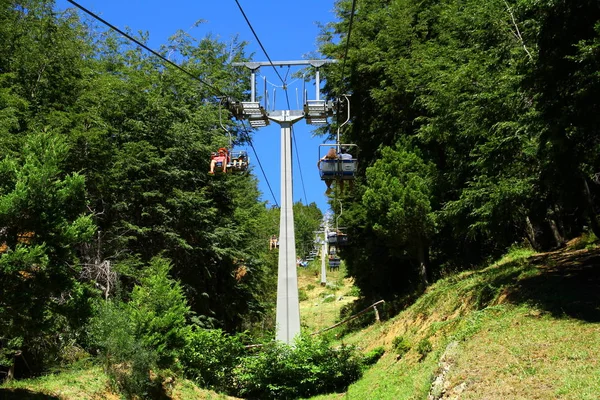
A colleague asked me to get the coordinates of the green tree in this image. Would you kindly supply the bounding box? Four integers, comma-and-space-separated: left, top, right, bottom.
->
0, 131, 95, 374
294, 202, 323, 258
362, 144, 435, 288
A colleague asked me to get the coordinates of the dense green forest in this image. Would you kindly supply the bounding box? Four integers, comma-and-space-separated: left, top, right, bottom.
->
1, 0, 600, 398
320, 0, 600, 300
0, 0, 325, 387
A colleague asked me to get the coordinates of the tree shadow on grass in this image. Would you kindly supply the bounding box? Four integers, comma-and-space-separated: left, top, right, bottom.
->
504, 249, 600, 322
0, 388, 60, 400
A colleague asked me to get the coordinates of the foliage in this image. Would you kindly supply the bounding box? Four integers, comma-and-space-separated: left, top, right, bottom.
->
392, 336, 411, 357
234, 335, 363, 399
87, 300, 158, 398
294, 202, 323, 258
298, 289, 309, 302
0, 131, 96, 373
416, 338, 432, 360
180, 328, 245, 392
127, 257, 191, 368
362, 346, 385, 366
319, 0, 600, 301
1, 0, 277, 381
87, 257, 191, 397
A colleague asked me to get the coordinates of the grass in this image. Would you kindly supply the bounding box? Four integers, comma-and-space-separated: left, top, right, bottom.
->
0, 365, 241, 400
0, 365, 118, 400
306, 242, 600, 399
3, 242, 599, 399
297, 261, 358, 334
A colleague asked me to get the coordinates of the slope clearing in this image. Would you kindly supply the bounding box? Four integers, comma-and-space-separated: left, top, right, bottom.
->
309, 240, 600, 399
2, 241, 599, 399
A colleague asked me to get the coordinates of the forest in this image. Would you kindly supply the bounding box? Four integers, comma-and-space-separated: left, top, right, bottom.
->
1, 0, 600, 398
321, 0, 600, 300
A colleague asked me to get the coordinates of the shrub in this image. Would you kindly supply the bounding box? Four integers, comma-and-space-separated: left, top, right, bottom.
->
87, 257, 192, 398
180, 328, 245, 392
234, 335, 362, 399
362, 346, 385, 366
128, 257, 191, 369
346, 285, 361, 297
88, 300, 158, 398
298, 289, 309, 302
416, 338, 433, 360
392, 336, 411, 357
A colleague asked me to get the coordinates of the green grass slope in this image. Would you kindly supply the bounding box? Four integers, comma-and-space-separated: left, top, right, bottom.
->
2, 240, 599, 399
309, 240, 600, 399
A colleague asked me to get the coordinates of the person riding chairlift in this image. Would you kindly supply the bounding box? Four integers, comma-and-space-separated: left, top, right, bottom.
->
338, 146, 353, 192
232, 152, 248, 170
208, 147, 228, 175
317, 147, 337, 195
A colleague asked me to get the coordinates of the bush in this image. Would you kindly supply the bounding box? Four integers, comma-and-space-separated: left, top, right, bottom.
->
87, 257, 192, 398
234, 335, 363, 399
128, 257, 191, 369
392, 336, 411, 357
346, 285, 361, 297
88, 300, 158, 398
416, 338, 433, 360
362, 346, 385, 366
180, 328, 245, 392
298, 289, 309, 302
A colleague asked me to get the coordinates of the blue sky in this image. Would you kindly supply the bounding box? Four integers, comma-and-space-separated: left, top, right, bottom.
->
55, 0, 340, 212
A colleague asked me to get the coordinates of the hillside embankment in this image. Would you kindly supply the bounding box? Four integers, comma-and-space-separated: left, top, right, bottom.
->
309, 239, 600, 399
2, 241, 599, 399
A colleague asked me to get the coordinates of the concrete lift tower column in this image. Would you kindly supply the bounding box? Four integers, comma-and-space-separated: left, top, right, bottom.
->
230, 59, 336, 344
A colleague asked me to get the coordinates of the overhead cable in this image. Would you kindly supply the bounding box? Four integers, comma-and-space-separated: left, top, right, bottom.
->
234, 0, 309, 205
66, 0, 280, 206
242, 122, 279, 208
291, 127, 309, 204
234, 0, 286, 85
66, 0, 226, 97
336, 0, 358, 95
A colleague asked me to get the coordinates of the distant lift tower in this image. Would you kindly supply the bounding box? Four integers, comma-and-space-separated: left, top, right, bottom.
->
229, 59, 336, 344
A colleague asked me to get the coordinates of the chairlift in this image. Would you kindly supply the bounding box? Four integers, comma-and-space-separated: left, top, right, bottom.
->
269, 235, 279, 250
318, 143, 358, 182
328, 256, 341, 271
209, 147, 229, 175
317, 96, 357, 184
209, 98, 251, 175
326, 230, 348, 246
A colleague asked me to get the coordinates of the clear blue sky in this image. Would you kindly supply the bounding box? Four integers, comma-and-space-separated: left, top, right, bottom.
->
55, 0, 339, 212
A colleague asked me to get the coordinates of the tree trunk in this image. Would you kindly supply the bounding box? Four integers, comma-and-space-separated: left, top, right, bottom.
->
582, 177, 600, 238
417, 240, 429, 287
6, 356, 15, 382
546, 205, 565, 248
525, 216, 541, 251
547, 218, 565, 248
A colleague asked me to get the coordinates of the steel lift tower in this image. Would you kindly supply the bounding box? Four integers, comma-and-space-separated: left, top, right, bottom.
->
229, 60, 336, 344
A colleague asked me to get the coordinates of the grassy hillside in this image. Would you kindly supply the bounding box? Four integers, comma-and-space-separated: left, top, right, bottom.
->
2, 240, 599, 399
309, 239, 600, 399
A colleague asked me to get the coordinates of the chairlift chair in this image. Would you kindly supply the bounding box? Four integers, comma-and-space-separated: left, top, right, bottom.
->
210, 98, 252, 175
227, 150, 250, 173
326, 230, 348, 246
318, 144, 358, 182
328, 256, 341, 271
